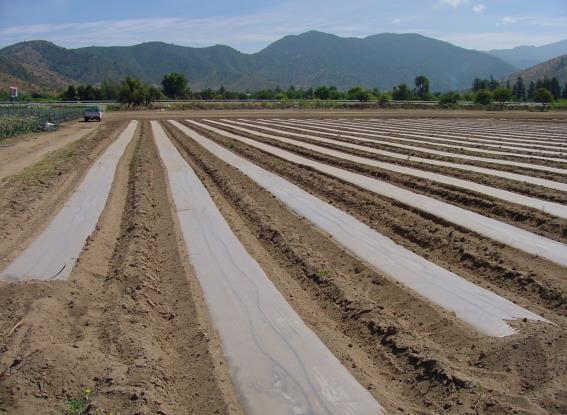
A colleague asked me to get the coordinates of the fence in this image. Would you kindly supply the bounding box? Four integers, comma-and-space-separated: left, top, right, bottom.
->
0, 104, 91, 139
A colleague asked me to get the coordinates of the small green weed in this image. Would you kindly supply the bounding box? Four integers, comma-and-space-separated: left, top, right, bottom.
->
64, 387, 112, 415
315, 270, 331, 279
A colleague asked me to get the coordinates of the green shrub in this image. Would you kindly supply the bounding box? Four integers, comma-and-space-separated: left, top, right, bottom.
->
474, 89, 493, 105
551, 99, 567, 110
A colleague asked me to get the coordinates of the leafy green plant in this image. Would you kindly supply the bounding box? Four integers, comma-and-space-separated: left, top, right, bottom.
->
315, 270, 331, 280
377, 93, 391, 107
535, 88, 554, 105
0, 104, 90, 140
438, 91, 460, 105
474, 89, 493, 105
65, 387, 92, 415
64, 386, 112, 415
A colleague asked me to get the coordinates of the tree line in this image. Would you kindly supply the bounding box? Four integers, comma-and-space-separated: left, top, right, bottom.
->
20, 72, 567, 107
57, 73, 436, 106
469, 75, 566, 105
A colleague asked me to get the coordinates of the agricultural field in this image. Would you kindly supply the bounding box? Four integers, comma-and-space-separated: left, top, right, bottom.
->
0, 104, 91, 139
0, 112, 566, 415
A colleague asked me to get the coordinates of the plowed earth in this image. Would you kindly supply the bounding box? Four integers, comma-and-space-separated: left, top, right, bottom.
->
1, 113, 566, 415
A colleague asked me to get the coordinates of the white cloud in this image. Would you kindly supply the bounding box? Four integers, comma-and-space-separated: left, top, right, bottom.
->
438, 0, 470, 8
392, 18, 401, 25
472, 4, 485, 13
0, 1, 386, 51
496, 15, 567, 28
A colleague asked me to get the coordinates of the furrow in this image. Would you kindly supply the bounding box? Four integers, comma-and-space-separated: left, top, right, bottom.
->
338, 119, 567, 151
0, 120, 138, 281
171, 119, 549, 337
249, 119, 567, 187
152, 121, 384, 415
284, 119, 567, 166
192, 120, 567, 269
214, 119, 567, 220
378, 119, 567, 142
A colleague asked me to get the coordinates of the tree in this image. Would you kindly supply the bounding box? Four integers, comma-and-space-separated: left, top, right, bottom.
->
161, 72, 189, 99
304, 87, 314, 100
527, 81, 536, 100
377, 93, 391, 107
314, 86, 331, 100
488, 76, 499, 90
474, 89, 492, 105
461, 91, 475, 102
85, 85, 98, 100
118, 77, 148, 106
438, 91, 460, 105
392, 83, 413, 100
549, 77, 561, 100
328, 86, 343, 100
253, 89, 274, 100
218, 85, 226, 99
63, 85, 77, 101
472, 78, 487, 92
145, 85, 162, 105
534, 88, 553, 105
512, 77, 526, 101
100, 80, 119, 100
492, 87, 512, 109
414, 75, 430, 99
77, 85, 87, 101
347, 86, 371, 101
563, 82, 567, 99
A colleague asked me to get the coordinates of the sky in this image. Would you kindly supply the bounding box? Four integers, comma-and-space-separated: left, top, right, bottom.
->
1, 0, 566, 52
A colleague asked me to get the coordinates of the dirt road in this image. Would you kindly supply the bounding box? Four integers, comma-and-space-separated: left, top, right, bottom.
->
0, 121, 100, 180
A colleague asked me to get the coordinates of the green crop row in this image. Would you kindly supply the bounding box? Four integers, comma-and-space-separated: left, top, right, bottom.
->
0, 105, 90, 139
0, 115, 41, 139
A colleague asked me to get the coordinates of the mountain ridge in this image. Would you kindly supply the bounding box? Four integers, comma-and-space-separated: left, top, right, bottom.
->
488, 39, 567, 69
504, 53, 567, 85
0, 31, 517, 92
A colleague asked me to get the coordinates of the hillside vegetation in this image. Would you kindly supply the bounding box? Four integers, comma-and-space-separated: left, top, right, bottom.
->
0, 31, 516, 92
505, 53, 567, 85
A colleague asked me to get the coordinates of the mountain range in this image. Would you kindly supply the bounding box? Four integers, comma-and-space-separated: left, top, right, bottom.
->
0, 31, 564, 93
488, 39, 567, 69
505, 53, 567, 85
0, 31, 517, 93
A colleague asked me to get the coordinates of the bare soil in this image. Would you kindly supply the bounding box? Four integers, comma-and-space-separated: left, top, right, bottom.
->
206, 120, 567, 242
0, 119, 127, 270
0, 120, 100, 180
233, 120, 567, 204
239, 121, 567, 181
1, 112, 566, 415
0, 121, 241, 414
164, 119, 567, 415
106, 108, 567, 121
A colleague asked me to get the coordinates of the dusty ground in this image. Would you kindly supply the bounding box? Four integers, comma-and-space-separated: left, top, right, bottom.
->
0, 121, 241, 414
0, 120, 100, 180
106, 108, 567, 121
0, 119, 126, 270
0, 111, 566, 414
167, 118, 567, 414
